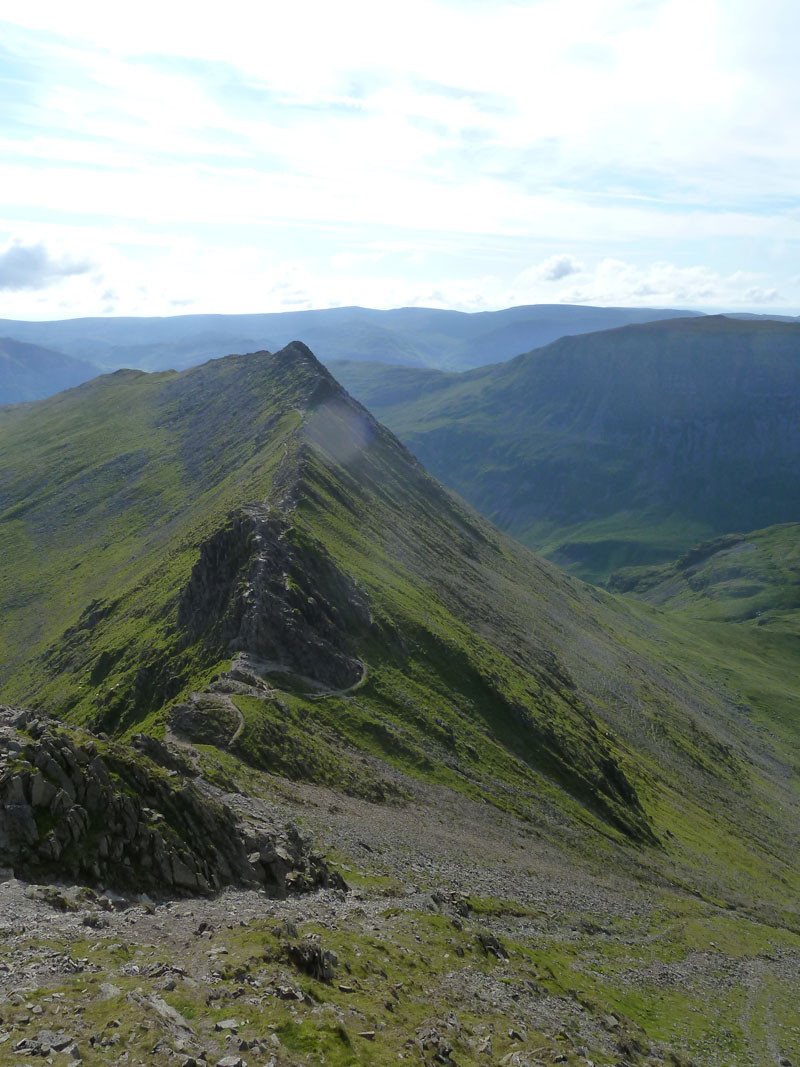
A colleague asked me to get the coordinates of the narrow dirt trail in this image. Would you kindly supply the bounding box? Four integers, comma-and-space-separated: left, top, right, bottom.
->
168, 653, 365, 759
224, 694, 246, 746
308, 659, 367, 700
232, 654, 367, 701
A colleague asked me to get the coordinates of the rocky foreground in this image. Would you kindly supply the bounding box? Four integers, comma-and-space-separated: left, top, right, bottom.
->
2, 707, 800, 1067
0, 706, 343, 897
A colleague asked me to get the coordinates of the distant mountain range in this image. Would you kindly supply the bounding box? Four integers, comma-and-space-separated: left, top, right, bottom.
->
0, 304, 713, 405
0, 337, 102, 406
6, 308, 798, 593
5, 303, 799, 408
331, 315, 800, 583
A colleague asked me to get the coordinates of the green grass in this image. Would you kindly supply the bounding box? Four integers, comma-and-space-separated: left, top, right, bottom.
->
232, 691, 396, 801
0, 355, 306, 725
610, 523, 800, 623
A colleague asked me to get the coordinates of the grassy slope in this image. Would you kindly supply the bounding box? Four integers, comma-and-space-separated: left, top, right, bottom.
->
291, 414, 800, 918
1, 345, 799, 924
610, 522, 800, 760
0, 354, 303, 711
610, 524, 800, 622
330, 315, 800, 584
4, 346, 800, 1064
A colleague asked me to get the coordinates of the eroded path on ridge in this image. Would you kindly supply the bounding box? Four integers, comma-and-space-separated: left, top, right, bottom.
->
234, 655, 367, 701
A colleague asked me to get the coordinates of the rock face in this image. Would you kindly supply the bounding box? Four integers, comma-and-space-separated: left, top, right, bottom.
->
0, 706, 345, 898
178, 506, 371, 690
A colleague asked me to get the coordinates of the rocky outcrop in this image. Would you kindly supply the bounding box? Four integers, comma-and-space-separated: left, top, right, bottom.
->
0, 706, 345, 898
178, 507, 371, 689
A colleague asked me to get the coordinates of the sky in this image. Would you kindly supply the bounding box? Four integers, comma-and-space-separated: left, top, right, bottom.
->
1, 0, 798, 320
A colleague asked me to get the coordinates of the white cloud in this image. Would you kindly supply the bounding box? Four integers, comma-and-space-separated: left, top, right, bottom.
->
544, 259, 787, 309
330, 250, 386, 270
743, 286, 780, 304
7, 0, 800, 206
0, 211, 794, 321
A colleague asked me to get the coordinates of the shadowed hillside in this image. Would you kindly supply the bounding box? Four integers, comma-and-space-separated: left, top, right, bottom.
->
331, 315, 800, 582
0, 337, 101, 405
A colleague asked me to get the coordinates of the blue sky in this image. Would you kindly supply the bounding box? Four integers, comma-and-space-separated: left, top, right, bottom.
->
1, 0, 798, 319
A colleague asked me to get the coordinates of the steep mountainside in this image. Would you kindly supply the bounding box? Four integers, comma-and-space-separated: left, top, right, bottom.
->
0, 345, 655, 844
0, 303, 704, 375
0, 337, 101, 405
331, 316, 800, 582
2, 345, 800, 1064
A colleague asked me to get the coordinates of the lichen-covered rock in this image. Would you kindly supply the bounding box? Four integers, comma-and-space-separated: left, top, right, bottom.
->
0, 705, 345, 898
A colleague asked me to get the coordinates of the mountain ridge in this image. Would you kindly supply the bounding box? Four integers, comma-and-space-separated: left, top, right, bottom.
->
1, 342, 798, 865
3, 341, 800, 1063
0, 336, 102, 406
1, 342, 659, 844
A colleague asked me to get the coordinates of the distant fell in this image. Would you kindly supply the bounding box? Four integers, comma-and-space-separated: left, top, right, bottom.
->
331, 315, 800, 583
0, 303, 705, 376
0, 337, 101, 406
